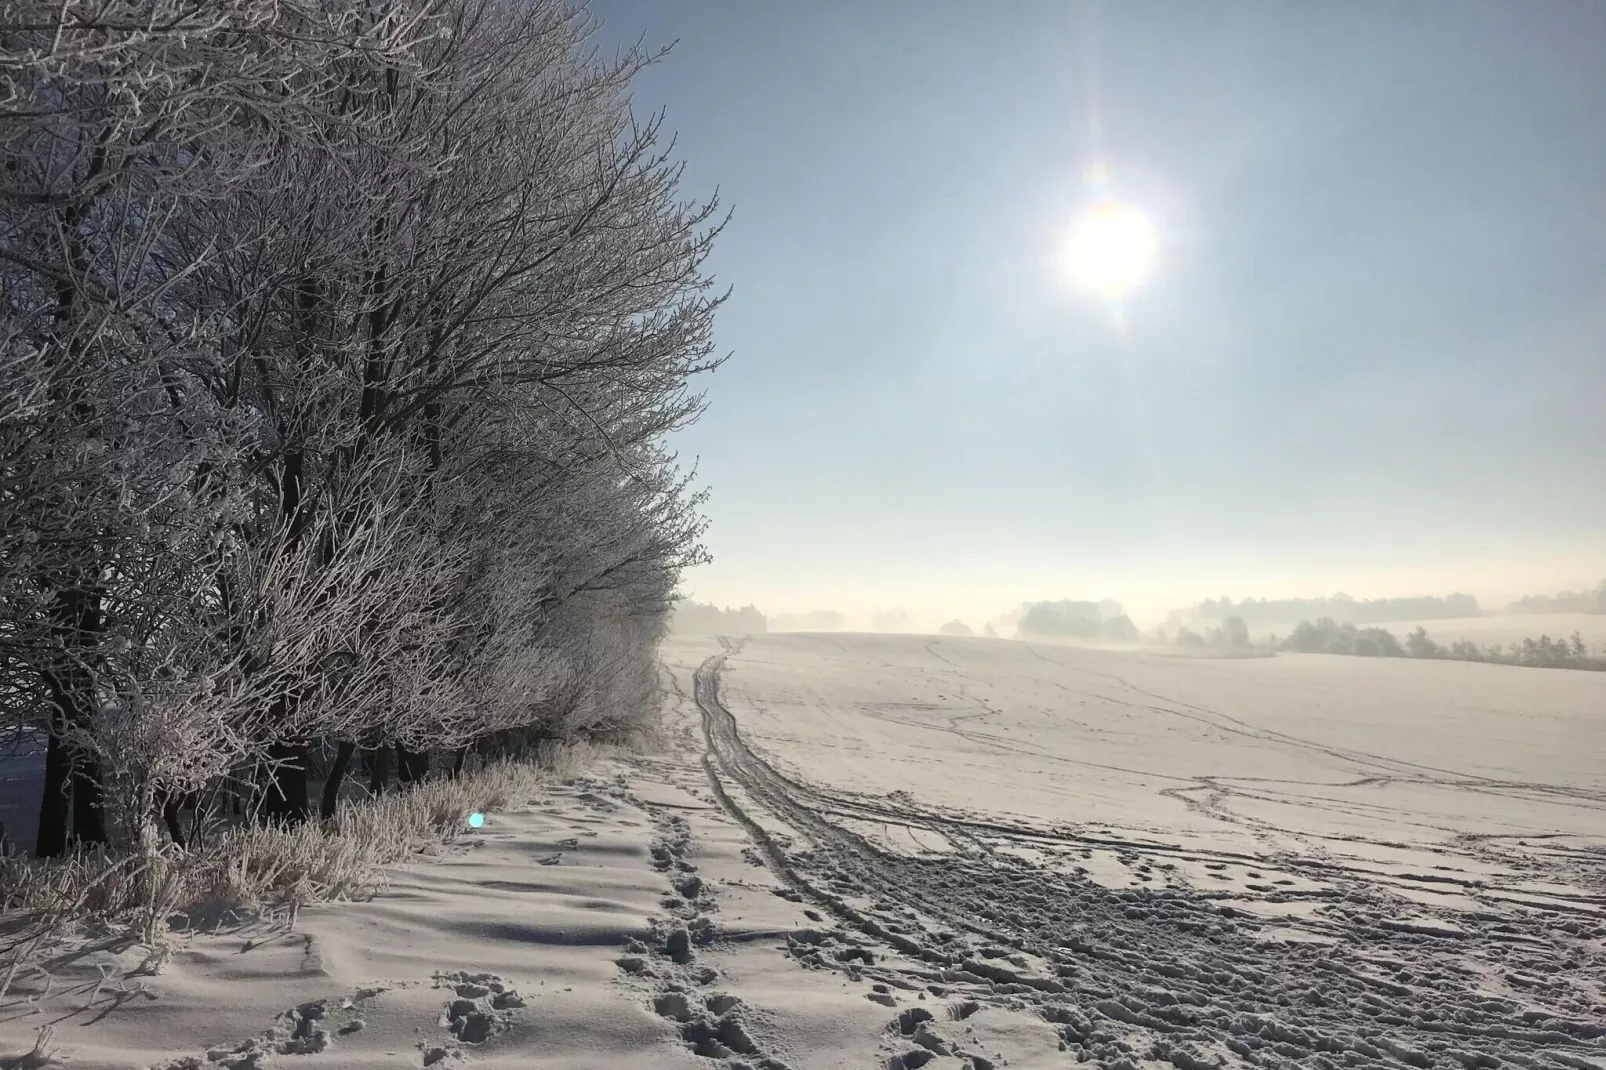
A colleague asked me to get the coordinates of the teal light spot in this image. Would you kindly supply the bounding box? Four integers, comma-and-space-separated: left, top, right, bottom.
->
467, 812, 485, 829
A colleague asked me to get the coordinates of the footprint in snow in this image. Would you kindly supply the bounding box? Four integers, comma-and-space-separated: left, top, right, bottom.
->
160, 985, 391, 1069
433, 971, 526, 1047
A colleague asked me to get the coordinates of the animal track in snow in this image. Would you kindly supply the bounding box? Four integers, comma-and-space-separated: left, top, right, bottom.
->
433, 971, 525, 1046
158, 985, 392, 1069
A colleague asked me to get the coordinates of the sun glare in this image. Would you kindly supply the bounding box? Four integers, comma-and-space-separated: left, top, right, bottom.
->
1062, 198, 1158, 300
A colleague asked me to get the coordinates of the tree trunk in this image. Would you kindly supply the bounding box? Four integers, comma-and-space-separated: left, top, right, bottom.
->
396, 745, 429, 786
38, 584, 108, 850
35, 734, 71, 858
450, 746, 469, 779
162, 794, 187, 848
259, 741, 310, 825
321, 741, 356, 819
367, 745, 391, 795
70, 754, 107, 845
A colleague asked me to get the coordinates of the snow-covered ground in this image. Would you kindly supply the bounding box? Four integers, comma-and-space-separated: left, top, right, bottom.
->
712, 633, 1605, 884
2, 633, 1602, 1070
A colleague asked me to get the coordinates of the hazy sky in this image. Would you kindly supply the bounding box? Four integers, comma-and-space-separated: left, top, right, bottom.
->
590, 0, 1606, 626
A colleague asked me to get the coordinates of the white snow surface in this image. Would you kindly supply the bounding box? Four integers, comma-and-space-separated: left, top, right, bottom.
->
2, 632, 1602, 1070
716, 633, 1605, 891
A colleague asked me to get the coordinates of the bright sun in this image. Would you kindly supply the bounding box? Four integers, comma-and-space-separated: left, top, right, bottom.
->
1061, 198, 1158, 300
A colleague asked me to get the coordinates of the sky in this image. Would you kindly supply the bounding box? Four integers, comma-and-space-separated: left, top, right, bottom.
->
588, 0, 1606, 628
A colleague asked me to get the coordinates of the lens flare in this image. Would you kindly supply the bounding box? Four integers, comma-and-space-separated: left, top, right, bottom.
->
467, 812, 485, 829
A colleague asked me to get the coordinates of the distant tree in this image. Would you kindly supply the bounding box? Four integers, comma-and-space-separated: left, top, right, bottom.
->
983, 622, 999, 638
1360, 627, 1404, 657
1100, 615, 1140, 643
1505, 582, 1606, 614
670, 601, 766, 635
1283, 619, 1405, 659
1405, 627, 1442, 658
871, 609, 910, 632
1175, 627, 1206, 648
1514, 634, 1585, 668
1174, 592, 1482, 633
1018, 600, 1102, 640
1214, 616, 1251, 648
1284, 618, 1350, 654
938, 620, 973, 637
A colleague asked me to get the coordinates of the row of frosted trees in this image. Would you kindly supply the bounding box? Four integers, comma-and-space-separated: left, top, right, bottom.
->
1, 0, 722, 856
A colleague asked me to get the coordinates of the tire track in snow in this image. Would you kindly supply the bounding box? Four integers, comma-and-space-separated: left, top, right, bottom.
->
695, 644, 1606, 1070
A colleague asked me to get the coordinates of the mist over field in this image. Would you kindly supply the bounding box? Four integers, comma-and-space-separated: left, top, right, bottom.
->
673, 583, 1606, 652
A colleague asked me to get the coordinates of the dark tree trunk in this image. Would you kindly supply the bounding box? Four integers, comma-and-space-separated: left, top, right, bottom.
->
256, 447, 314, 828
162, 794, 187, 848
396, 745, 429, 786
35, 734, 71, 858
34, 162, 109, 858
450, 747, 469, 779
38, 583, 109, 851
70, 754, 107, 845
191, 781, 226, 849
367, 745, 391, 795
321, 741, 357, 819
258, 741, 310, 825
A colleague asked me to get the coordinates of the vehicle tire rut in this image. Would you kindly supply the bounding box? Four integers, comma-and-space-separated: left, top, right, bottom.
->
693, 642, 1606, 1070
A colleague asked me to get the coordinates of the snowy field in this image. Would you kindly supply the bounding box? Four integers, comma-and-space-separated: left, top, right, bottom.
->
660, 633, 1606, 1069
2, 632, 1602, 1070
712, 632, 1606, 890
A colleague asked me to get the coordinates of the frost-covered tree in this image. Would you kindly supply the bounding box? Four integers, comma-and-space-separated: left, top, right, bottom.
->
2, 0, 722, 850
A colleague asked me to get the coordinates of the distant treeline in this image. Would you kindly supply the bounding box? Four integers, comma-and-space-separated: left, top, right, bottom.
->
1165, 617, 1253, 651
771, 610, 846, 632
1169, 592, 1482, 633
1280, 618, 1605, 671
670, 601, 768, 635
1014, 599, 1140, 643
670, 604, 856, 633
1505, 581, 1606, 615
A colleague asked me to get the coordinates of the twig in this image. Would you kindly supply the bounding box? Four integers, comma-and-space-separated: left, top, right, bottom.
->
84, 962, 110, 1010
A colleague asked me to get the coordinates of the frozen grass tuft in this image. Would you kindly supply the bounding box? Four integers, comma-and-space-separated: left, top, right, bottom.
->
0, 753, 579, 1002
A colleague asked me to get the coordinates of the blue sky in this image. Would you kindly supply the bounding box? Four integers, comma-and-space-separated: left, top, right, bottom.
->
590, 0, 1606, 626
